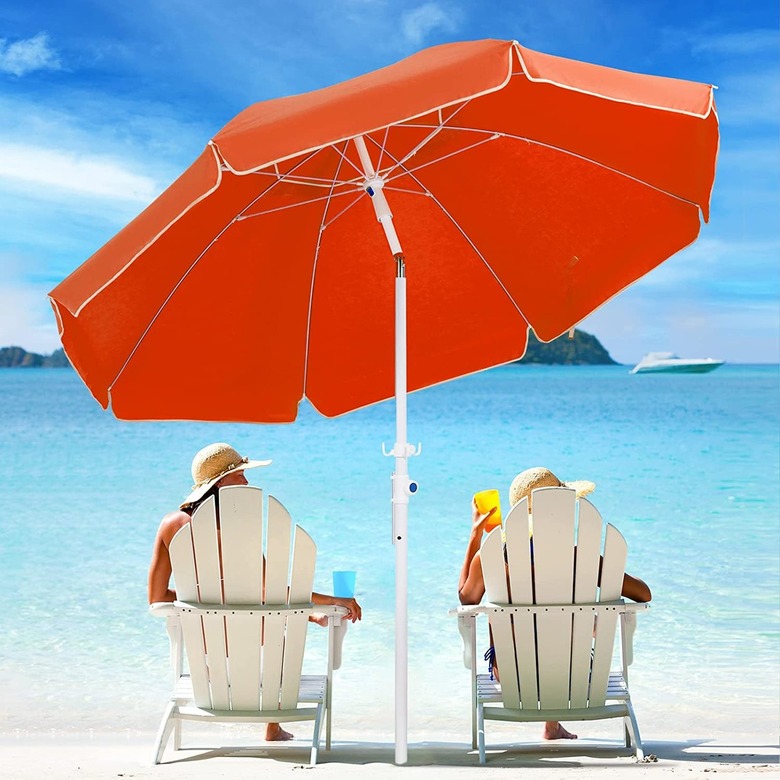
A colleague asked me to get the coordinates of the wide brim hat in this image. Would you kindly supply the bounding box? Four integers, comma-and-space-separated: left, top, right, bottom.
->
180, 442, 271, 508
509, 466, 595, 510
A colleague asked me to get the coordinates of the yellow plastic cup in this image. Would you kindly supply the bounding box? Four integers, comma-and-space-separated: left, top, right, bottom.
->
474, 489, 503, 528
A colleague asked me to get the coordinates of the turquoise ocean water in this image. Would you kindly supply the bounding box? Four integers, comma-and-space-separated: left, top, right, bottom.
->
1, 364, 778, 744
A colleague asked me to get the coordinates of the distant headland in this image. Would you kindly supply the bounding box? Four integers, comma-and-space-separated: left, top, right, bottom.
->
1, 329, 617, 368
0, 346, 70, 367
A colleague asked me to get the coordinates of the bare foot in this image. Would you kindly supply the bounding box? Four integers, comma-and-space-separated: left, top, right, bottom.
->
543, 721, 578, 740
309, 613, 328, 627
265, 722, 294, 741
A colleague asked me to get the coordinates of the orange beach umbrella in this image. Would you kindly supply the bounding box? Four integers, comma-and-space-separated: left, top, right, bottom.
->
49, 39, 719, 762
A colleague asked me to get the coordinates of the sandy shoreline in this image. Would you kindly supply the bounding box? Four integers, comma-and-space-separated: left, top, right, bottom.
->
1, 734, 776, 779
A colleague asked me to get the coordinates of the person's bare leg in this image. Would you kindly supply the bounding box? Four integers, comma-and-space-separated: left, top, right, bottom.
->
543, 721, 577, 740
266, 722, 294, 741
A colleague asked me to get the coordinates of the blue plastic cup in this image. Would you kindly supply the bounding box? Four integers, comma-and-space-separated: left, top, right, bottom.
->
332, 570, 357, 598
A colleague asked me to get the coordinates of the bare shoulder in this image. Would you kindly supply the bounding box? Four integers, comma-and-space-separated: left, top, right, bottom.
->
157, 509, 191, 548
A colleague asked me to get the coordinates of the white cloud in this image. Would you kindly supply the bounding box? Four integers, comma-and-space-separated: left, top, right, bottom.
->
401, 3, 458, 46
0, 142, 160, 203
714, 68, 780, 127
0, 32, 61, 77
691, 30, 779, 57
622, 236, 780, 291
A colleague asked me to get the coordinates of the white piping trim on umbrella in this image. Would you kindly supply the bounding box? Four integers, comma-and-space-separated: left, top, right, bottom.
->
511, 41, 715, 120
105, 147, 323, 400
68, 143, 225, 318
306, 349, 529, 419
262, 112, 706, 222
216, 47, 516, 177
64, 41, 716, 322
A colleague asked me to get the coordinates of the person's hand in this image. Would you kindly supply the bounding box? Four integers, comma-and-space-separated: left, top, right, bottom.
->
472, 497, 496, 536
332, 596, 362, 622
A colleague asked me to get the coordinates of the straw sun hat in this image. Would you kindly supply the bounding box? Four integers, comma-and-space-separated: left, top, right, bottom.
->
509, 466, 595, 512
181, 442, 271, 507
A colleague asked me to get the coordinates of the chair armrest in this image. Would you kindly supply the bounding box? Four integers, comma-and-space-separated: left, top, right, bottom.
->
448, 604, 486, 618
449, 605, 484, 670
320, 606, 350, 671
621, 603, 648, 667
149, 601, 177, 617
149, 603, 183, 676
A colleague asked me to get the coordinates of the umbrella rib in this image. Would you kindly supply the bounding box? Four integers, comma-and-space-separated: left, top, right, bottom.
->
378, 144, 531, 323
376, 99, 472, 180
383, 133, 499, 185
237, 189, 358, 221
321, 192, 364, 230
375, 125, 391, 174
330, 141, 366, 179
383, 186, 432, 197
385, 123, 703, 212
248, 170, 360, 189
493, 130, 705, 211
106, 148, 324, 397
303, 143, 352, 395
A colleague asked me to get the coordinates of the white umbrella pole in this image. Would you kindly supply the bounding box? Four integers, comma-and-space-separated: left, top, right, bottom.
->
355, 136, 417, 765
392, 261, 409, 766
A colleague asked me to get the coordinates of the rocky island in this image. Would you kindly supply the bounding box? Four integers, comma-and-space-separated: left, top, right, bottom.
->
516, 329, 617, 365
0, 346, 71, 367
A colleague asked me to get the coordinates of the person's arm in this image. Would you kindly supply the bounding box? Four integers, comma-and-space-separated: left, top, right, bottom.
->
147, 512, 187, 604
458, 499, 494, 605
311, 592, 362, 622
596, 556, 652, 603
622, 572, 651, 603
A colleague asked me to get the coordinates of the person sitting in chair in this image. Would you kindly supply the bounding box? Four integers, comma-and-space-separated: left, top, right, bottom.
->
458, 466, 651, 741
148, 442, 362, 742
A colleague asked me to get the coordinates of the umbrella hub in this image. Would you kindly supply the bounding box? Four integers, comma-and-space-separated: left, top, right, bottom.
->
354, 136, 403, 256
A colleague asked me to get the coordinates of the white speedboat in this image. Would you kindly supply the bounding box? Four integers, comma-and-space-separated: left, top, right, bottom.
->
630, 352, 725, 374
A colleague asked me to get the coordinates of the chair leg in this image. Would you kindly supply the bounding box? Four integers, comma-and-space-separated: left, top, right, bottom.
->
151, 702, 176, 765
471, 681, 478, 749
173, 720, 182, 751
477, 703, 486, 764
310, 702, 325, 766
624, 704, 644, 761
325, 679, 332, 751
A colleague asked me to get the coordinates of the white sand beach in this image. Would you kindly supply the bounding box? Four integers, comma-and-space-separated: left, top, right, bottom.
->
1, 734, 777, 779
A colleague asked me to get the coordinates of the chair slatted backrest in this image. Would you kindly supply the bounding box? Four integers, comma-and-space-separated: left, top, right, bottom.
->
481, 486, 627, 712
168, 485, 316, 712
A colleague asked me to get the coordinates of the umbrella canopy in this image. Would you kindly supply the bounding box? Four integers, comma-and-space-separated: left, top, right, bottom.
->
49, 38, 719, 763
50, 38, 717, 422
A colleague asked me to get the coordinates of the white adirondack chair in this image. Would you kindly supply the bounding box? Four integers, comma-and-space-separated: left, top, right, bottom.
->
150, 485, 349, 765
452, 486, 648, 762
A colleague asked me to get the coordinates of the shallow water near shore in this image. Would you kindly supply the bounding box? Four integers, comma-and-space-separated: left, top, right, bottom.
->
0, 364, 778, 744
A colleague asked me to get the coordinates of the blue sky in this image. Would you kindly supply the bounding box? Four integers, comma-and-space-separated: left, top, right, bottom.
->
1, 1, 777, 363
